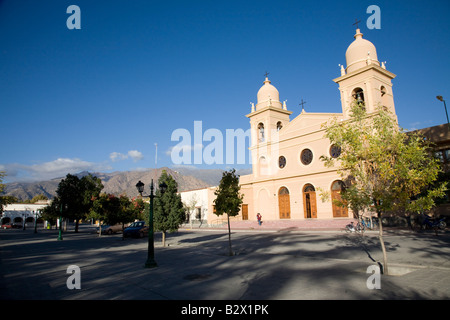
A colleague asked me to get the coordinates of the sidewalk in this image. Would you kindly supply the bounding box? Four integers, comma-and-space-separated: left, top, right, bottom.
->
182, 218, 450, 236
182, 218, 358, 232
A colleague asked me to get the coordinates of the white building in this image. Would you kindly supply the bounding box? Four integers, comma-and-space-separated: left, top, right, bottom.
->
179, 187, 217, 226
1, 201, 50, 227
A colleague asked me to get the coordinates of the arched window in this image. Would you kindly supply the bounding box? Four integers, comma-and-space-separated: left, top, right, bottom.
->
13, 217, 23, 224
331, 180, 346, 191
1, 217, 11, 224
303, 184, 316, 193
276, 121, 283, 131
258, 123, 265, 142
380, 86, 389, 108
25, 217, 34, 223
352, 87, 365, 106
278, 156, 286, 169
279, 187, 289, 195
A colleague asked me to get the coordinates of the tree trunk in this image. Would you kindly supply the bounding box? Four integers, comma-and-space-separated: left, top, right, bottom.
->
378, 212, 389, 275
227, 214, 233, 256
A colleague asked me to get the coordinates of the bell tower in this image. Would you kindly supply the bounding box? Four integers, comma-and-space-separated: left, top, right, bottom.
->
246, 75, 292, 177
334, 29, 397, 119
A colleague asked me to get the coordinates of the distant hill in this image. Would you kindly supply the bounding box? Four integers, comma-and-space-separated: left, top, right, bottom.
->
2, 167, 252, 201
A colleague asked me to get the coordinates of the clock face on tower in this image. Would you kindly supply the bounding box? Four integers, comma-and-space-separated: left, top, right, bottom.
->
301, 149, 313, 165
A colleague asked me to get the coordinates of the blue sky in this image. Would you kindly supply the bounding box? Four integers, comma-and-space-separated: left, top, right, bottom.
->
1, 0, 449, 183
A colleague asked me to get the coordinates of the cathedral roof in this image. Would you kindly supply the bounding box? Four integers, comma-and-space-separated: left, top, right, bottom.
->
256, 77, 282, 109
345, 29, 380, 73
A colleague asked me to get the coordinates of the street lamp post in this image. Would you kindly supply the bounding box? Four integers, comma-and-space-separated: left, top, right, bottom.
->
58, 204, 64, 241
436, 95, 450, 128
136, 179, 167, 268
34, 210, 38, 233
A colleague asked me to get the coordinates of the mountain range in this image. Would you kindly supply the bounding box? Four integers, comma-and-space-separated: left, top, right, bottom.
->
3, 167, 252, 201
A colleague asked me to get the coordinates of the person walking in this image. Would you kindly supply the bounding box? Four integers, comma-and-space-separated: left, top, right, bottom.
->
256, 213, 262, 226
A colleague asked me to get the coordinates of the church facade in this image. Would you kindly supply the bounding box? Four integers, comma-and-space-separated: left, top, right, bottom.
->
237, 28, 397, 222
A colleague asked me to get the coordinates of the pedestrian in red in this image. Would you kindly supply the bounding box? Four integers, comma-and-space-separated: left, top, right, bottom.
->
256, 213, 262, 226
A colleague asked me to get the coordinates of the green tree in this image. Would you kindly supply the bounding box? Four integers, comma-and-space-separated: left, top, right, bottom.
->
79, 173, 104, 218
22, 195, 48, 204
41, 197, 61, 228
0, 172, 18, 214
154, 170, 185, 246
88, 193, 136, 237
131, 197, 147, 221
213, 169, 243, 256
56, 173, 103, 232
116, 194, 140, 233
321, 102, 447, 275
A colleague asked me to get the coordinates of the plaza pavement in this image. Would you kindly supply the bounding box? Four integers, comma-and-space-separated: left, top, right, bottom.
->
1, 221, 449, 304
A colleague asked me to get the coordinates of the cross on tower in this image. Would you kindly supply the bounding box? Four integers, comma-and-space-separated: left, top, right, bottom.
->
264, 71, 270, 78
353, 18, 361, 29
299, 99, 307, 111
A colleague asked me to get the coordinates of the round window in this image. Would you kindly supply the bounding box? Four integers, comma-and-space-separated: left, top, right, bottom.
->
330, 145, 341, 158
301, 149, 313, 165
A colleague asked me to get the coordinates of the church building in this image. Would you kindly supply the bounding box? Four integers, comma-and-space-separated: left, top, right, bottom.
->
237, 28, 397, 222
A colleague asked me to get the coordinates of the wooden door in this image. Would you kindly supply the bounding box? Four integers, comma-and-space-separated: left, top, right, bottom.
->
310, 191, 317, 218
331, 181, 348, 217
303, 184, 317, 219
278, 187, 291, 219
241, 204, 248, 220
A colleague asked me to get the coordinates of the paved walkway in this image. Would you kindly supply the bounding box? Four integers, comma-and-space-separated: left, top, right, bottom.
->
1, 222, 449, 305
183, 218, 357, 231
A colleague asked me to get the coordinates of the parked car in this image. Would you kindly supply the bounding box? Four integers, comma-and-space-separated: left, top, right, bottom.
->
97, 224, 127, 235
2, 223, 12, 229
123, 221, 148, 238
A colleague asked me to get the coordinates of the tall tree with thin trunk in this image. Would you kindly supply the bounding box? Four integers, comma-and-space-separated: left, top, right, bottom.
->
321, 102, 447, 275
154, 170, 185, 246
213, 169, 243, 256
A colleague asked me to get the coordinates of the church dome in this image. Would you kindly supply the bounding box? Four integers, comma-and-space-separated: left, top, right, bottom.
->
256, 77, 281, 109
345, 29, 380, 73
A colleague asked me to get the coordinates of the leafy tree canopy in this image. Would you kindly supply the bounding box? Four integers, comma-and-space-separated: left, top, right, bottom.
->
321, 102, 447, 216
52, 173, 104, 232
213, 169, 243, 256
154, 170, 186, 246
321, 102, 447, 275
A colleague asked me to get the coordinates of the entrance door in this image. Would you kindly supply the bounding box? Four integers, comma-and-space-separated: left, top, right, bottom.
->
241, 204, 248, 220
303, 184, 317, 218
278, 187, 291, 219
331, 180, 348, 217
